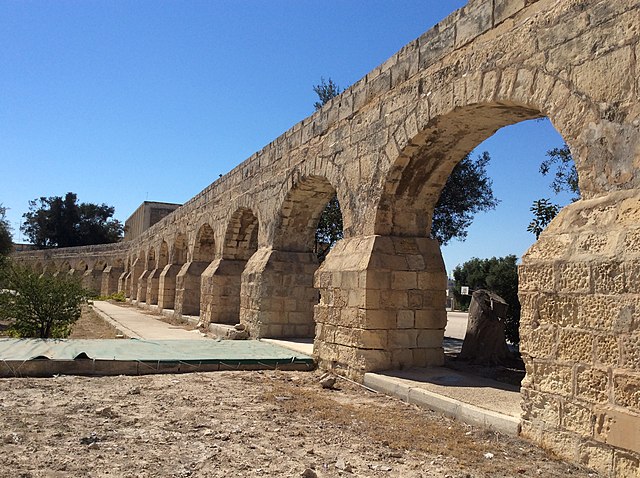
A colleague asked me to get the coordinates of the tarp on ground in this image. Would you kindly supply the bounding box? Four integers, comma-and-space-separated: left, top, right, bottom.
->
0, 338, 313, 364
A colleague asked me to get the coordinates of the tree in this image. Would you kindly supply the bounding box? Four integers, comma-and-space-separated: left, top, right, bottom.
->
21, 192, 123, 248
452, 255, 520, 346
528, 144, 580, 238
527, 199, 560, 240
0, 265, 88, 338
313, 77, 342, 111
315, 196, 343, 261
540, 144, 579, 199
431, 152, 499, 246
0, 205, 12, 259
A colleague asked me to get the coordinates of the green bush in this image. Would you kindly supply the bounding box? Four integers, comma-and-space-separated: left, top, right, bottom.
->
95, 291, 126, 302
0, 264, 88, 338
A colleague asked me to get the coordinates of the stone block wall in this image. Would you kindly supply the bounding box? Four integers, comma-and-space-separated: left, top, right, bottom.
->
520, 190, 640, 475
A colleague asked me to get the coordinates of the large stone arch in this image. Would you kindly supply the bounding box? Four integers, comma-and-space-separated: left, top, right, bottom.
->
242, 175, 341, 338
201, 207, 259, 325
158, 233, 188, 311
175, 223, 215, 316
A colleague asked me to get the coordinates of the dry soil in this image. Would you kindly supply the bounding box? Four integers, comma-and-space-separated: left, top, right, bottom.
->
0, 369, 600, 478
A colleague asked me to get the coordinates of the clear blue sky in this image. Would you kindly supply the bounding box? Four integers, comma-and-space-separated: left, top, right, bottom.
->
0, 1, 572, 273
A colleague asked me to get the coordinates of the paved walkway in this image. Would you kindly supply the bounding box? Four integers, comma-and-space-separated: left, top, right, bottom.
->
91, 301, 207, 340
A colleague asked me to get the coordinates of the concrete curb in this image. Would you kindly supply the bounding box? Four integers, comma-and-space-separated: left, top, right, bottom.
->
364, 372, 521, 436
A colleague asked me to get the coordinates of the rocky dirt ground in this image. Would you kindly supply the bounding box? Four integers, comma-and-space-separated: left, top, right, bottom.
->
0, 369, 600, 478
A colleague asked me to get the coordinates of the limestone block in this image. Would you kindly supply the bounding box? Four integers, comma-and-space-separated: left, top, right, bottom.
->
396, 309, 414, 329
561, 400, 594, 437
572, 47, 633, 105
594, 408, 640, 453
417, 271, 447, 290
390, 348, 414, 370
540, 429, 579, 464
525, 235, 573, 261
624, 260, 640, 294
493, 0, 525, 25
388, 329, 418, 349
534, 361, 573, 396
558, 329, 593, 364
418, 22, 455, 70
519, 264, 554, 292
479, 69, 499, 102
415, 310, 447, 330
614, 451, 640, 478
521, 389, 561, 428
538, 294, 578, 327
455, 0, 492, 48
578, 441, 614, 474
623, 229, 640, 253
575, 232, 610, 256
556, 262, 592, 294
521, 324, 556, 359
576, 366, 609, 404
595, 335, 620, 367
592, 261, 625, 295
416, 329, 444, 349
360, 309, 394, 329
622, 332, 640, 370
613, 372, 640, 409
353, 348, 391, 374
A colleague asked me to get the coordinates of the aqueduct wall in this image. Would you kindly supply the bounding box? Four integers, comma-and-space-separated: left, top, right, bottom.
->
13, 0, 639, 474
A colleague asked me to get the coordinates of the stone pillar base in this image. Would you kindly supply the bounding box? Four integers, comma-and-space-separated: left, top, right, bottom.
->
102, 267, 124, 296
314, 235, 446, 379
158, 264, 181, 311
240, 248, 318, 338
175, 261, 210, 316
201, 259, 247, 326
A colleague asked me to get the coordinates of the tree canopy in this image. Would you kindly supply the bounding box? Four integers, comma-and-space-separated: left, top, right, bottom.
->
432, 151, 499, 245
527, 144, 579, 239
452, 255, 520, 345
0, 205, 12, 259
21, 192, 123, 248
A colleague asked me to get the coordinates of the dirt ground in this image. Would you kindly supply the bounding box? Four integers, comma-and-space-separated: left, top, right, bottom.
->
0, 369, 599, 478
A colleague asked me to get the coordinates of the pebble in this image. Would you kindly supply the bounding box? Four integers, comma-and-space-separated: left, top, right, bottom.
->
301, 468, 318, 478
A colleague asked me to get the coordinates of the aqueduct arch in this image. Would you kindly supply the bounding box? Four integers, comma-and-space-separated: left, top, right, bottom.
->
12, 1, 639, 473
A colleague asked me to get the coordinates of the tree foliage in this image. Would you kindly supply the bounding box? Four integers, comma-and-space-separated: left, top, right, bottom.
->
0, 205, 12, 260
315, 195, 343, 261
432, 152, 499, 246
540, 144, 579, 199
452, 255, 520, 346
527, 198, 560, 240
0, 264, 88, 338
313, 77, 342, 111
528, 144, 579, 239
21, 192, 123, 248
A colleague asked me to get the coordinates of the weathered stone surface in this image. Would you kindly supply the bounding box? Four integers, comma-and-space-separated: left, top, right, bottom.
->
12, 1, 640, 474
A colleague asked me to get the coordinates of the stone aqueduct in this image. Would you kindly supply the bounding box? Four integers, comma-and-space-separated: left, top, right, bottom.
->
13, 0, 639, 474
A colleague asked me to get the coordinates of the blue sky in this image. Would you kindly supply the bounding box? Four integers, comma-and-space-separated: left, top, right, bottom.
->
0, 1, 572, 273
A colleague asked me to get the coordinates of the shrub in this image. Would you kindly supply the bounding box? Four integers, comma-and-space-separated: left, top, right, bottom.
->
0, 264, 88, 338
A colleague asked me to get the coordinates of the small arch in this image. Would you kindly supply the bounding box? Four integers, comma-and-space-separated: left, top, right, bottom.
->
194, 223, 216, 262
223, 208, 258, 260
173, 233, 188, 265
275, 175, 337, 252
158, 241, 169, 269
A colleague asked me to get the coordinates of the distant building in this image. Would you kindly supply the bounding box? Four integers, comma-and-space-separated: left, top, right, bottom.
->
12, 243, 38, 253
124, 201, 181, 241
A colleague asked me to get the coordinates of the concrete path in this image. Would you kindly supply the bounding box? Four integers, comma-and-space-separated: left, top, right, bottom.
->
364, 367, 521, 435
91, 301, 207, 340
